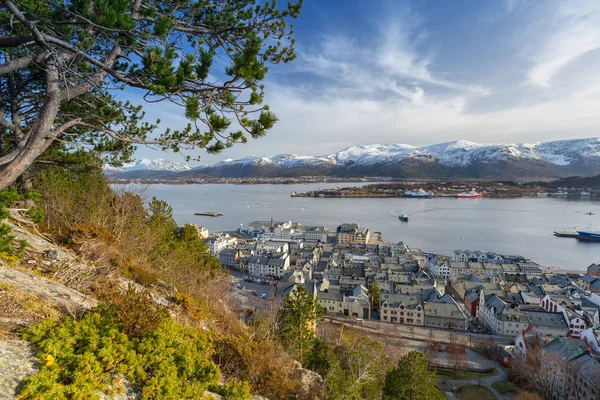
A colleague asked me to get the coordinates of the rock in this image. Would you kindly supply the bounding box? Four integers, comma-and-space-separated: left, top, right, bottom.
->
0, 340, 37, 400
0, 264, 97, 312
45, 249, 60, 260
26, 260, 36, 264
40, 260, 51, 266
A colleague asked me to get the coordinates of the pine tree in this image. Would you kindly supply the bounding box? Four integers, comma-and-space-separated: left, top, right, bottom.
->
0, 0, 302, 189
383, 351, 444, 400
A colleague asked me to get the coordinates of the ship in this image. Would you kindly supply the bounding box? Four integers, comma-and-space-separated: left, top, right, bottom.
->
456, 189, 483, 199
576, 226, 600, 242
399, 214, 409, 222
404, 189, 433, 198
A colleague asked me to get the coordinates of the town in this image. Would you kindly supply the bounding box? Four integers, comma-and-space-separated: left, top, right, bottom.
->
197, 218, 600, 400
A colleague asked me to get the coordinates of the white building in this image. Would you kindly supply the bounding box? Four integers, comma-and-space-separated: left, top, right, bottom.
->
205, 234, 237, 255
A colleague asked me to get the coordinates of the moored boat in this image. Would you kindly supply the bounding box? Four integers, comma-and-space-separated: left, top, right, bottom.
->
456, 189, 482, 199
399, 214, 409, 222
404, 189, 433, 198
576, 226, 600, 242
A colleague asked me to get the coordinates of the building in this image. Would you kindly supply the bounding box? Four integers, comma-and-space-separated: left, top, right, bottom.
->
219, 248, 242, 268
588, 264, 600, 276
317, 284, 371, 319
205, 234, 237, 255
424, 300, 468, 330
542, 337, 600, 400
336, 223, 371, 245
464, 292, 480, 317
303, 226, 328, 242
426, 254, 451, 280
478, 292, 529, 337
191, 224, 209, 238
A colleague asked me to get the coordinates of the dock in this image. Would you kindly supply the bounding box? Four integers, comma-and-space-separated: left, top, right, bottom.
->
553, 231, 578, 238
194, 211, 223, 217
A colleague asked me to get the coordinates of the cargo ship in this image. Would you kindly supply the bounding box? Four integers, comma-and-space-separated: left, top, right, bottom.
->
404, 189, 433, 198
456, 189, 483, 199
576, 227, 600, 242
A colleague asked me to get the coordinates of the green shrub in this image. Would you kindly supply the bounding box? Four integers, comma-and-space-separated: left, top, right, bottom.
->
20, 306, 222, 400
209, 379, 252, 400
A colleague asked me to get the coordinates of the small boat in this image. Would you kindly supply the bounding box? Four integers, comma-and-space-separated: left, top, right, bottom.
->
404, 189, 433, 198
585, 211, 595, 215
457, 189, 483, 199
581, 191, 591, 197
194, 211, 223, 217
399, 214, 409, 222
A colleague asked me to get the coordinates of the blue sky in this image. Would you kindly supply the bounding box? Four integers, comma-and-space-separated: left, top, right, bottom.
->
132, 0, 600, 165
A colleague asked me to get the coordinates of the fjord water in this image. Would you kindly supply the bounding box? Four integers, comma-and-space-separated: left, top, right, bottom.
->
141, 183, 599, 271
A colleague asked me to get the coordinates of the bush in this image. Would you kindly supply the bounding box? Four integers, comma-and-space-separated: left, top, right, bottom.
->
20, 306, 221, 400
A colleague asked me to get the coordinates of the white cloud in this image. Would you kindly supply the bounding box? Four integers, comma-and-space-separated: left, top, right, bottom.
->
523, 1, 600, 87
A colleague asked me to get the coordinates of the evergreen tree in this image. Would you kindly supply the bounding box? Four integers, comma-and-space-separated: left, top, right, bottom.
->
383, 351, 444, 400
276, 286, 322, 361
368, 278, 380, 309
0, 0, 302, 189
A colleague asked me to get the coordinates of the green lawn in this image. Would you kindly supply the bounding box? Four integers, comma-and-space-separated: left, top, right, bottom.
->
455, 385, 497, 400
436, 367, 498, 380
492, 380, 519, 394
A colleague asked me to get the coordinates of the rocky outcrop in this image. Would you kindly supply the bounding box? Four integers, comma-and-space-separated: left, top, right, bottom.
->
0, 263, 97, 312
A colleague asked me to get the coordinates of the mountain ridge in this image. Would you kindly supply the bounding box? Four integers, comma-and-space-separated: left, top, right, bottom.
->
106, 138, 600, 180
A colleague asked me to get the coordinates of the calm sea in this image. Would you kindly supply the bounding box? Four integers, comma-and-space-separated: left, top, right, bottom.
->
132, 183, 600, 271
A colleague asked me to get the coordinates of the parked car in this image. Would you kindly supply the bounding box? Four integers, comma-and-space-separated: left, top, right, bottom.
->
260, 293, 268, 299
251, 290, 257, 296
235, 284, 243, 289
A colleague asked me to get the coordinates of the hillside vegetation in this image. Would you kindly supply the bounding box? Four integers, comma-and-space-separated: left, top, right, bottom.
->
0, 157, 444, 399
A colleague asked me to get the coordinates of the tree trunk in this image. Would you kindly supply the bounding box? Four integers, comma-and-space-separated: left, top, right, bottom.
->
0, 61, 61, 191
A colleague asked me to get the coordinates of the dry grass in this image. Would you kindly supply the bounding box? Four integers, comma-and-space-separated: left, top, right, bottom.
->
0, 283, 63, 334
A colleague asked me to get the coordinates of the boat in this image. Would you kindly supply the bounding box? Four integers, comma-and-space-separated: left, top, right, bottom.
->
404, 189, 433, 198
576, 226, 600, 242
399, 214, 409, 222
586, 211, 595, 215
194, 211, 223, 217
581, 191, 591, 197
456, 189, 483, 199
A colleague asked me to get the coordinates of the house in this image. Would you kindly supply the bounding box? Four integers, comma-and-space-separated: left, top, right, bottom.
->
205, 234, 237, 255
577, 275, 598, 291
336, 223, 371, 245
464, 292, 480, 317
426, 254, 450, 280
424, 300, 468, 330
587, 264, 600, 276
318, 285, 371, 319
542, 337, 600, 400
523, 310, 568, 338
477, 292, 529, 337
191, 224, 209, 238
219, 248, 242, 268
514, 325, 544, 360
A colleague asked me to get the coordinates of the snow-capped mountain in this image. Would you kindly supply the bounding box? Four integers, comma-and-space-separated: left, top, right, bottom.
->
188, 138, 600, 179
109, 138, 600, 179
105, 158, 191, 172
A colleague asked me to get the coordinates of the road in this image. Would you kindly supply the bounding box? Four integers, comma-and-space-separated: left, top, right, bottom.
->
322, 315, 513, 346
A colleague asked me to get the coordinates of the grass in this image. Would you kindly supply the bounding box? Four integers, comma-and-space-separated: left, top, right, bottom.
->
492, 380, 519, 394
455, 385, 497, 400
436, 367, 498, 380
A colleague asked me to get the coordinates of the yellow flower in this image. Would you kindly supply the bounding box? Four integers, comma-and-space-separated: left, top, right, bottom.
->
45, 354, 55, 366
